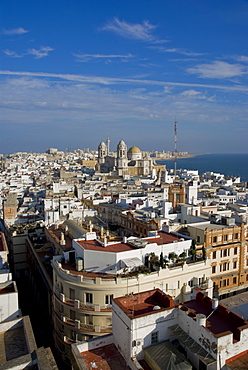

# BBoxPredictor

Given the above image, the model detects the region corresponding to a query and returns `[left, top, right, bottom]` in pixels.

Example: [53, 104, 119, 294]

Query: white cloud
[151, 46, 205, 56]
[27, 46, 53, 59]
[187, 61, 247, 79]
[73, 53, 133, 62]
[3, 49, 23, 58]
[0, 70, 248, 92]
[235, 55, 248, 63]
[2, 27, 29, 35]
[101, 17, 165, 43]
[181, 90, 201, 96]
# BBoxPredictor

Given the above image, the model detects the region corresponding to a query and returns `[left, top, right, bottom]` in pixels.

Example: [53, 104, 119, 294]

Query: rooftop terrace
[80, 343, 130, 370]
[114, 289, 175, 319]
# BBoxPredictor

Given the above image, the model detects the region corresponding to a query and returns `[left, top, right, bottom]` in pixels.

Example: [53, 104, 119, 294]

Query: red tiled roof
[114, 289, 175, 319]
[80, 344, 131, 370]
[144, 231, 181, 245]
[77, 231, 181, 253]
[77, 239, 135, 253]
[226, 350, 248, 369]
[184, 292, 248, 339]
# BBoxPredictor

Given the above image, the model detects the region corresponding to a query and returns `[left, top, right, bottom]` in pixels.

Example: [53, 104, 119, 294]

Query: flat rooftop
[47, 225, 72, 249]
[114, 289, 175, 319]
[144, 231, 184, 245]
[184, 292, 248, 339]
[80, 343, 131, 370]
[189, 223, 230, 231]
[77, 231, 183, 254]
[227, 351, 248, 369]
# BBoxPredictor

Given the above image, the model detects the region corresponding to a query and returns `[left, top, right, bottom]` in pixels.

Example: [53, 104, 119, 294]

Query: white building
[72, 289, 248, 370]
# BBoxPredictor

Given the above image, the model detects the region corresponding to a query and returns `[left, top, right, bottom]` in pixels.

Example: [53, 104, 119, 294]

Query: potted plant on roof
[168, 252, 177, 264]
[149, 252, 159, 270]
[177, 251, 187, 264]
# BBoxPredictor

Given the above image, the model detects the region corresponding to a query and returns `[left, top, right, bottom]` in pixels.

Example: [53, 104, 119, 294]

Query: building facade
[96, 140, 165, 176]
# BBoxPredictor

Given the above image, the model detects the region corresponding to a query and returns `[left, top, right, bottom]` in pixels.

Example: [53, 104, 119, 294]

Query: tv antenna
[174, 119, 177, 179]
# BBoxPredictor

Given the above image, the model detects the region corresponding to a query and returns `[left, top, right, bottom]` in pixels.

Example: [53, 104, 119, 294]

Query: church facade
[96, 139, 165, 176]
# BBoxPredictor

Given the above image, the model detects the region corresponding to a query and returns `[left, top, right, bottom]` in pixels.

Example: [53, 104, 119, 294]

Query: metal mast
[106, 137, 110, 155]
[174, 120, 177, 178]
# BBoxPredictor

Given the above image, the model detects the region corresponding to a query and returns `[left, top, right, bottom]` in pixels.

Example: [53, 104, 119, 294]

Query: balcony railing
[54, 288, 112, 312]
[54, 307, 112, 334]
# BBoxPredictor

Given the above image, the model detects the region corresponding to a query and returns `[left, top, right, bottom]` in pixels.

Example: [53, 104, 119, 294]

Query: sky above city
[1, 0, 248, 154]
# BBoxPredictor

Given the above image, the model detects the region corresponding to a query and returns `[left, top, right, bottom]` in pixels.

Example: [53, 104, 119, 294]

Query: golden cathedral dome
[128, 146, 141, 153]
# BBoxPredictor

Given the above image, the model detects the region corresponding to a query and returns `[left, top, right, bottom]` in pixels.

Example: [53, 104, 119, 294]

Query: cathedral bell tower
[98, 142, 107, 164]
[117, 140, 128, 174]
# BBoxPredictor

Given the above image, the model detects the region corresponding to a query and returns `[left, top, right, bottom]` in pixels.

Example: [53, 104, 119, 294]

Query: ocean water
[158, 154, 248, 182]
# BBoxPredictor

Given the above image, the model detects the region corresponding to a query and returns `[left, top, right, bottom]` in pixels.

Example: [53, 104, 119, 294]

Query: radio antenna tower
[174, 119, 177, 179]
[106, 137, 110, 156]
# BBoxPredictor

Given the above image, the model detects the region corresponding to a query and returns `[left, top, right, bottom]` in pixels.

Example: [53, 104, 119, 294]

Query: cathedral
[96, 139, 165, 176]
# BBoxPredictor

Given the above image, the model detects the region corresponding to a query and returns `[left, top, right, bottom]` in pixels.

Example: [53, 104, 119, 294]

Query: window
[221, 249, 229, 258]
[233, 277, 237, 284]
[246, 259, 248, 267]
[246, 274, 248, 282]
[234, 247, 238, 255]
[213, 251, 216, 259]
[235, 233, 238, 240]
[213, 236, 217, 243]
[70, 310, 75, 321]
[86, 293, 93, 304]
[212, 266, 216, 274]
[233, 261, 237, 269]
[69, 288, 75, 301]
[105, 295, 113, 305]
[151, 331, 159, 345]
[220, 262, 229, 271]
[224, 235, 228, 242]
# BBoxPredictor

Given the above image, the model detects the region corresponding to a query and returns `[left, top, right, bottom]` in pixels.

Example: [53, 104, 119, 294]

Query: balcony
[54, 307, 112, 334]
[54, 289, 112, 312]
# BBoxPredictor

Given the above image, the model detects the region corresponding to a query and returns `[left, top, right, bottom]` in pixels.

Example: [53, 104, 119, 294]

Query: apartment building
[188, 222, 247, 299]
[50, 226, 212, 363]
[72, 289, 248, 370]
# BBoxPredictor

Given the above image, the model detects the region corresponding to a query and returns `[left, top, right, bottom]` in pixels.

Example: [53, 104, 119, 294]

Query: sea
[157, 154, 248, 182]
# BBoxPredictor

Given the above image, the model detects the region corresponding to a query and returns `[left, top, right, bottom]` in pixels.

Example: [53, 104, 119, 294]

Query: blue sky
[1, 0, 248, 154]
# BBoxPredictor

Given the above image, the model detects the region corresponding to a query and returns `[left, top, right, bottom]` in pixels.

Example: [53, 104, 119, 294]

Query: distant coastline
[157, 153, 248, 182]
[156, 153, 201, 161]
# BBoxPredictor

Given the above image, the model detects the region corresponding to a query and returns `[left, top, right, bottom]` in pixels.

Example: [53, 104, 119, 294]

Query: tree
[160, 252, 164, 268]
[168, 252, 177, 263]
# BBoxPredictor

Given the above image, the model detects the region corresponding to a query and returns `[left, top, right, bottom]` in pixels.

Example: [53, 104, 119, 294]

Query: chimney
[196, 313, 206, 327]
[212, 298, 218, 310]
[60, 232, 66, 246]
